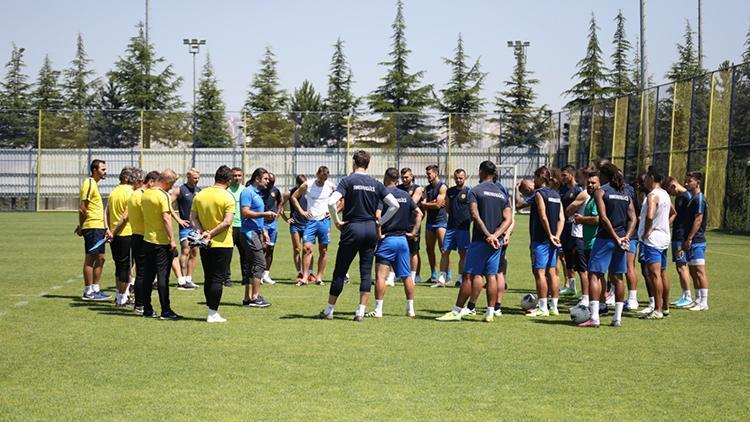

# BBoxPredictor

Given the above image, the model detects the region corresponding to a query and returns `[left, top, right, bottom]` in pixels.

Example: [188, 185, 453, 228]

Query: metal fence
[1, 63, 749, 231]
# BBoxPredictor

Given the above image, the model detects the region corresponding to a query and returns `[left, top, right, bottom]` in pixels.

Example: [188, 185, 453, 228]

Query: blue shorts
[82, 228, 106, 254]
[671, 241, 687, 264]
[530, 241, 558, 270]
[640, 242, 667, 270]
[289, 223, 306, 235]
[464, 241, 501, 275]
[179, 227, 194, 242]
[687, 242, 706, 266]
[264, 221, 278, 245]
[375, 235, 411, 278]
[629, 239, 638, 254]
[425, 221, 447, 232]
[303, 218, 330, 245]
[444, 229, 470, 251]
[588, 238, 628, 274]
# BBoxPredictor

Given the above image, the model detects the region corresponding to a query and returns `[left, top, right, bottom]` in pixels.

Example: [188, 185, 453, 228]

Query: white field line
[14, 301, 28, 307]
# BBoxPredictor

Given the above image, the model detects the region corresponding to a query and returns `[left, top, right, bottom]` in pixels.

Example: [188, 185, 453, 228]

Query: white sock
[406, 300, 414, 313]
[581, 295, 590, 307]
[178, 276, 186, 286]
[570, 279, 577, 292]
[186, 275, 192, 283]
[567, 277, 575, 286]
[628, 290, 638, 301]
[410, 271, 416, 280]
[92, 283, 100, 292]
[263, 271, 269, 278]
[324, 303, 334, 316]
[551, 298, 558, 311]
[357, 304, 366, 316]
[84, 285, 93, 294]
[451, 306, 461, 315]
[590, 300, 600, 322]
[614, 302, 624, 322]
[438, 272, 447, 284]
[486, 307, 493, 316]
[683, 289, 692, 300]
[375, 300, 383, 314]
[699, 288, 708, 305]
[539, 298, 548, 312]
[208, 309, 217, 317]
[115, 292, 122, 303]
[648, 297, 655, 308]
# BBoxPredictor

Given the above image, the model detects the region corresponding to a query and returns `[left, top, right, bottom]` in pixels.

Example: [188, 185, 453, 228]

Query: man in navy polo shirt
[315, 150, 400, 322]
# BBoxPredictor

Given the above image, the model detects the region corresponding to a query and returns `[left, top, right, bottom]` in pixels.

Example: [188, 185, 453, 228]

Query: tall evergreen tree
[564, 13, 609, 108]
[32, 55, 64, 110]
[109, 22, 187, 148]
[291, 80, 326, 147]
[0, 44, 33, 147]
[63, 33, 98, 110]
[368, 0, 434, 147]
[324, 38, 358, 147]
[437, 34, 485, 147]
[89, 74, 139, 148]
[496, 42, 548, 147]
[609, 10, 635, 97]
[666, 20, 702, 80]
[194, 54, 231, 147]
[243, 46, 292, 147]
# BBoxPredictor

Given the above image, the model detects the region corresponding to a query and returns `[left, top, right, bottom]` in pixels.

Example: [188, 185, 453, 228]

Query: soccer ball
[569, 304, 591, 324]
[520, 293, 538, 310]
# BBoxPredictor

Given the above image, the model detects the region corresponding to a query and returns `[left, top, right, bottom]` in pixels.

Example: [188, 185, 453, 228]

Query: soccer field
[0, 212, 749, 420]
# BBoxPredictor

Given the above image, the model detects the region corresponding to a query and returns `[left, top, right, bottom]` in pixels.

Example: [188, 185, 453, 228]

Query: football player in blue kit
[440, 169, 471, 289]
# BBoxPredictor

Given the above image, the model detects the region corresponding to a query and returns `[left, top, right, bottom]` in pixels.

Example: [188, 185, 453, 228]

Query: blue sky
[2, 0, 749, 111]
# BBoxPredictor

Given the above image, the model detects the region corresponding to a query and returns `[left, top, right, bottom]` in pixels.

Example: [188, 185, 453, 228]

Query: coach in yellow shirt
[127, 170, 160, 314]
[141, 169, 181, 320]
[190, 165, 235, 323]
[76, 159, 112, 302]
[106, 166, 139, 307]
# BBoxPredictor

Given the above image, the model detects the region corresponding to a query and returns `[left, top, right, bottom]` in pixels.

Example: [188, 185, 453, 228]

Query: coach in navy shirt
[316, 150, 400, 321]
[437, 161, 511, 323]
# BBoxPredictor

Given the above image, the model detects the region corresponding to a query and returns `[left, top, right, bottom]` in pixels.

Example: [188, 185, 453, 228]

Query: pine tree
[109, 22, 187, 148]
[437, 34, 485, 147]
[609, 11, 635, 97]
[194, 54, 231, 147]
[244, 46, 292, 147]
[666, 20, 702, 80]
[324, 38, 358, 147]
[496, 42, 548, 147]
[291, 80, 325, 147]
[0, 44, 34, 147]
[32, 55, 64, 110]
[89, 75, 139, 148]
[564, 13, 609, 108]
[63, 33, 98, 110]
[743, 21, 750, 64]
[368, 0, 435, 147]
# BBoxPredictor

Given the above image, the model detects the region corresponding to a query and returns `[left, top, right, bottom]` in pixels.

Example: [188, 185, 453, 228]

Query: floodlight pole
[640, 0, 650, 164]
[184, 38, 205, 167]
[697, 0, 703, 69]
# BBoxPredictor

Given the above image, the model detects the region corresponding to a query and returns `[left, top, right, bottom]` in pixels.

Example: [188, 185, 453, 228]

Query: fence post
[139, 109, 144, 169]
[346, 113, 351, 173]
[242, 111, 248, 177]
[704, 72, 717, 197]
[447, 113, 452, 177]
[668, 82, 678, 175]
[36, 110, 42, 212]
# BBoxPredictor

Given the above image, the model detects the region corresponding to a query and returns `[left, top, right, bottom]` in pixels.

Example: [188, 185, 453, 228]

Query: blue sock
[431, 269, 438, 279]
[447, 269, 453, 281]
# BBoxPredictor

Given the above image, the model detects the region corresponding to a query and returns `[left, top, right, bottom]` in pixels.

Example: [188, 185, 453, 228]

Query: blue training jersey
[380, 187, 417, 236]
[260, 186, 281, 213]
[177, 184, 201, 221]
[529, 186, 562, 242]
[596, 183, 632, 240]
[672, 191, 692, 241]
[686, 191, 708, 244]
[446, 185, 471, 230]
[424, 181, 447, 225]
[336, 172, 389, 223]
[289, 186, 309, 226]
[467, 181, 510, 242]
[239, 185, 264, 233]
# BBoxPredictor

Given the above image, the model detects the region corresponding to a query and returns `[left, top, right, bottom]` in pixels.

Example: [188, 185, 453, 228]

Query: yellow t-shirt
[191, 186, 235, 248]
[108, 184, 134, 236]
[79, 177, 105, 229]
[128, 189, 145, 236]
[142, 188, 172, 245]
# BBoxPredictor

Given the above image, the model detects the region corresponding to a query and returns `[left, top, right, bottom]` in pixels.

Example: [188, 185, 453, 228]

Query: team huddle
[74, 151, 710, 325]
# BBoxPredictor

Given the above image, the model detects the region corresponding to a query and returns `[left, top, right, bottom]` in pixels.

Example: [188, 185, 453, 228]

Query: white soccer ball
[569, 304, 591, 324]
[520, 293, 538, 310]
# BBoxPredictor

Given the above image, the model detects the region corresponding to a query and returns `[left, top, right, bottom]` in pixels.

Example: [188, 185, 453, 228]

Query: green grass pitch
[1, 212, 749, 420]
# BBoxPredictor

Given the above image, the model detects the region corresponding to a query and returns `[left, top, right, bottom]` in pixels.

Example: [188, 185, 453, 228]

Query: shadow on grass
[529, 319, 578, 326]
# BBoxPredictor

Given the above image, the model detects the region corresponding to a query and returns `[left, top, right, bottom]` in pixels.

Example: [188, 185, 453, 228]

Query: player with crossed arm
[315, 150, 400, 322]
[171, 168, 201, 290]
[259, 172, 281, 285]
[437, 160, 512, 322]
[291, 166, 338, 286]
[106, 166, 140, 307]
[397, 168, 424, 284]
[280, 175, 313, 283]
[368, 168, 423, 318]
[664, 175, 695, 308]
[440, 169, 471, 289]
[422, 165, 448, 286]
[683, 171, 710, 312]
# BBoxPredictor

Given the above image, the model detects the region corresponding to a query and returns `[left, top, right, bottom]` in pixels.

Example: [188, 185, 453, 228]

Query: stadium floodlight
[507, 40, 530, 65]
[184, 38, 206, 166]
